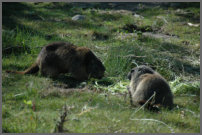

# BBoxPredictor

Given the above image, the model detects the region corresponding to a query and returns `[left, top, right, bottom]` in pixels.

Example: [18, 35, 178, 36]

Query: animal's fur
[127, 65, 174, 110]
[6, 42, 105, 80]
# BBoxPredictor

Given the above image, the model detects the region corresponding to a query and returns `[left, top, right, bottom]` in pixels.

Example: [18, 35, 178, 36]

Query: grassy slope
[2, 2, 200, 133]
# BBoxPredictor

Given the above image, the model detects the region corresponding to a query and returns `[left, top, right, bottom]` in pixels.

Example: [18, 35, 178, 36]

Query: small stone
[187, 23, 200, 27]
[133, 13, 144, 19]
[72, 15, 85, 21]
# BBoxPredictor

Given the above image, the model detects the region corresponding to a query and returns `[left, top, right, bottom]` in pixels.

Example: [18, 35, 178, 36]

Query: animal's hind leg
[40, 66, 60, 78]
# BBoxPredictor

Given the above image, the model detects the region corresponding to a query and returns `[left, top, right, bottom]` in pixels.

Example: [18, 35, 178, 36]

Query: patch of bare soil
[119, 23, 179, 41]
[142, 32, 179, 41]
[115, 32, 178, 41]
[40, 86, 92, 98]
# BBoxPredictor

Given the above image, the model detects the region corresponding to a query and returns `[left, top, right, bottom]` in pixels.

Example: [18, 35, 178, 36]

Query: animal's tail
[138, 100, 161, 112]
[6, 63, 39, 75]
[138, 92, 161, 112]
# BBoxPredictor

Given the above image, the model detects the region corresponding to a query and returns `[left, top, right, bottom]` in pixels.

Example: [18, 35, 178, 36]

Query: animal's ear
[137, 65, 154, 74]
[141, 67, 154, 74]
[45, 42, 62, 51]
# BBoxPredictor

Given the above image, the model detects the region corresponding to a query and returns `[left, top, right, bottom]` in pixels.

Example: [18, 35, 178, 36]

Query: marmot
[6, 42, 105, 80]
[127, 65, 173, 110]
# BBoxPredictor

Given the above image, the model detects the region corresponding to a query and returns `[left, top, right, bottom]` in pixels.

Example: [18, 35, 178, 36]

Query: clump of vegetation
[170, 77, 200, 96]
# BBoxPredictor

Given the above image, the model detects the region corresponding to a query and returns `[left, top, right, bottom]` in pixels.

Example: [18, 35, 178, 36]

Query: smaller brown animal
[127, 65, 173, 110]
[6, 42, 105, 81]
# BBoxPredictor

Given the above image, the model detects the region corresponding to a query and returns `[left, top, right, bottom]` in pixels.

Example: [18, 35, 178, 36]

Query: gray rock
[72, 15, 85, 21]
[133, 13, 144, 19]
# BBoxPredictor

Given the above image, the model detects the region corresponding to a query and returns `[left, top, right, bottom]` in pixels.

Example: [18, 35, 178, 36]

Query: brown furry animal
[127, 65, 173, 110]
[6, 42, 105, 80]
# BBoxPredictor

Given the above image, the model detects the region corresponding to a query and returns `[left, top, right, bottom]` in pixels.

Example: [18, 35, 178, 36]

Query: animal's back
[38, 42, 80, 76]
[40, 42, 76, 57]
[133, 74, 173, 108]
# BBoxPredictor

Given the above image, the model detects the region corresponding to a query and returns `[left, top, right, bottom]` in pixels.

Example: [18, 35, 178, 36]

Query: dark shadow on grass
[170, 3, 200, 23]
[138, 36, 190, 54]
[51, 75, 113, 89]
[3, 3, 31, 29]
[111, 38, 200, 77]
[3, 2, 64, 39]
[159, 42, 188, 53]
[3, 46, 31, 55]
[51, 75, 84, 89]
[2, 63, 29, 71]
[175, 12, 200, 23]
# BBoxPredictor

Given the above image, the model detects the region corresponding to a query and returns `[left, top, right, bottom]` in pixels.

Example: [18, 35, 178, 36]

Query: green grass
[2, 2, 200, 133]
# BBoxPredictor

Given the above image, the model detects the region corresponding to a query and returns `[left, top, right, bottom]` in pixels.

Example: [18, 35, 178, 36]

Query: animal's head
[85, 51, 105, 79]
[127, 65, 154, 80]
